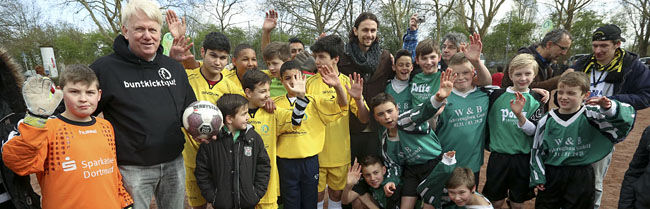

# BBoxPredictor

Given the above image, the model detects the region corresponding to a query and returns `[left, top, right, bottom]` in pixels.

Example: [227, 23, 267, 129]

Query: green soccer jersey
[487, 88, 543, 154]
[436, 87, 492, 172]
[530, 100, 636, 187]
[395, 95, 445, 166]
[386, 78, 412, 114]
[410, 72, 441, 108]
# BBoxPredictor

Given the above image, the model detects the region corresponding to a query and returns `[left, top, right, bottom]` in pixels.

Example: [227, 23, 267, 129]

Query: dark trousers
[350, 131, 380, 163]
[277, 155, 319, 209]
[535, 165, 595, 209]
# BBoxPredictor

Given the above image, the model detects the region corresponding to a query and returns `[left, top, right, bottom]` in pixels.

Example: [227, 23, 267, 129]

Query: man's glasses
[552, 42, 569, 51]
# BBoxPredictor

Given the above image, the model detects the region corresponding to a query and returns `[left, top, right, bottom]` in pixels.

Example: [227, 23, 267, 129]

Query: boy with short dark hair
[387, 49, 414, 114]
[182, 31, 244, 209]
[241, 70, 309, 209]
[526, 72, 635, 208]
[225, 44, 263, 90]
[194, 94, 271, 209]
[342, 155, 400, 209]
[3, 65, 133, 209]
[263, 42, 291, 97]
[274, 60, 350, 209]
[307, 35, 370, 209]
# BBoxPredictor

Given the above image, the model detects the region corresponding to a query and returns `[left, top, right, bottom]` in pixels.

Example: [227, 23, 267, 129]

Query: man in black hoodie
[502, 29, 573, 91]
[89, 1, 196, 208]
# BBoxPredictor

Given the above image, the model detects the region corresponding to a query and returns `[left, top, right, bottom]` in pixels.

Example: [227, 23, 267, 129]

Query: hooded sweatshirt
[90, 35, 197, 166]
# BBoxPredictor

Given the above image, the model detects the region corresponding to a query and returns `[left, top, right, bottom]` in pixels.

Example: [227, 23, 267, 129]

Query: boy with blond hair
[482, 53, 545, 208]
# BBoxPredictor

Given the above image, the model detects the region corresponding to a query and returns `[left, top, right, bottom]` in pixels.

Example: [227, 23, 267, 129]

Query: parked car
[640, 57, 650, 69]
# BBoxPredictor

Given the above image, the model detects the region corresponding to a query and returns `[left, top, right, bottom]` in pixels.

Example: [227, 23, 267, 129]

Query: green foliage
[482, 15, 536, 63]
[570, 10, 604, 54]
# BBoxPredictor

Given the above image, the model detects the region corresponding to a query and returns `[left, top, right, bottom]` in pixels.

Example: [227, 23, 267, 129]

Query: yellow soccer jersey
[224, 68, 272, 91]
[249, 107, 297, 204]
[306, 73, 366, 167]
[274, 95, 347, 159]
[183, 63, 244, 169]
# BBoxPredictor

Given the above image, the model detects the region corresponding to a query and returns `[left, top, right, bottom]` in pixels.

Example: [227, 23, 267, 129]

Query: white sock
[328, 199, 342, 209]
[317, 200, 324, 209]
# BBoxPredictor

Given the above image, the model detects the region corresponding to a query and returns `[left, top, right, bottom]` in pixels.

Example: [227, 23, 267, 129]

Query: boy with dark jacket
[619, 125, 650, 208]
[195, 94, 271, 209]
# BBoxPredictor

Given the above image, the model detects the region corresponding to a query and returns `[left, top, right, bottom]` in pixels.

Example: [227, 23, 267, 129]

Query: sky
[36, 0, 624, 41]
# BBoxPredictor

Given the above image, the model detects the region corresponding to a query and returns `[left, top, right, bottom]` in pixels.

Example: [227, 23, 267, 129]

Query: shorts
[482, 152, 535, 203]
[184, 166, 207, 206]
[402, 158, 440, 197]
[535, 165, 595, 209]
[255, 202, 278, 209]
[318, 165, 349, 191]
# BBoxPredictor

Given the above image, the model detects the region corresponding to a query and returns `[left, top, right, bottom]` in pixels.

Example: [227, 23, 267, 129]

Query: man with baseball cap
[571, 24, 650, 209]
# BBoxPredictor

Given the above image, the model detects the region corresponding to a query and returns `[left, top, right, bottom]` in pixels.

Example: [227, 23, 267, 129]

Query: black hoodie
[90, 35, 197, 166]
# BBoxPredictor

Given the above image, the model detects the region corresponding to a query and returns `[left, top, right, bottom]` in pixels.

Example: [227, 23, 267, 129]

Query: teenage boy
[274, 60, 351, 209]
[387, 49, 414, 114]
[482, 53, 545, 209]
[194, 94, 271, 209]
[342, 155, 400, 209]
[307, 35, 370, 209]
[242, 70, 309, 209]
[3, 66, 133, 209]
[225, 44, 262, 90]
[526, 72, 635, 208]
[372, 70, 455, 209]
[182, 31, 244, 209]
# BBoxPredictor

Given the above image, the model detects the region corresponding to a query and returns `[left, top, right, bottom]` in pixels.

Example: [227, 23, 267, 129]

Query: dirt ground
[28, 109, 649, 209]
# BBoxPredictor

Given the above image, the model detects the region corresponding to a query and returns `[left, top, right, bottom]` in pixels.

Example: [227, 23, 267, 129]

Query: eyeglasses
[552, 42, 570, 51]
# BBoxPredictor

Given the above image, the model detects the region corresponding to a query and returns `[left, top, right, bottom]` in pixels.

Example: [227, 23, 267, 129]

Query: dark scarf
[345, 41, 382, 79]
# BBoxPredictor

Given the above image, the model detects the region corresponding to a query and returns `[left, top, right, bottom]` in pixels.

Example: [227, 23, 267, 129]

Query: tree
[422, 0, 456, 42]
[199, 0, 243, 32]
[61, 0, 123, 43]
[482, 14, 536, 63]
[0, 0, 50, 70]
[379, 0, 416, 50]
[269, 0, 351, 35]
[454, 0, 507, 37]
[622, 0, 650, 56]
[546, 0, 593, 32]
[568, 10, 604, 54]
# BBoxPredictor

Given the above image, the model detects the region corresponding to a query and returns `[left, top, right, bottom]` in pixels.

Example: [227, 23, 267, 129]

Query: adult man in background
[502, 29, 573, 91]
[571, 24, 650, 209]
[90, 0, 196, 208]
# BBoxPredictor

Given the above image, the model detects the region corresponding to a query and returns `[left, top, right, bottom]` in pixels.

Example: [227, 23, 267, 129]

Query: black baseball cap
[592, 24, 626, 42]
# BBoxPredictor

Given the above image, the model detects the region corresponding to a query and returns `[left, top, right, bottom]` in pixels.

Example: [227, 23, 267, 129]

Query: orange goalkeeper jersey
[2, 115, 133, 209]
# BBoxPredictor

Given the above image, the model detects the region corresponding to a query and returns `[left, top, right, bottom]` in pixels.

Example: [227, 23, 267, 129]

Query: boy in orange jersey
[2, 65, 133, 209]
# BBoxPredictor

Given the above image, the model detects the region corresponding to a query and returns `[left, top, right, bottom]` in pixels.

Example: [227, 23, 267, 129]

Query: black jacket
[195, 125, 270, 209]
[572, 50, 650, 110]
[620, 126, 650, 208]
[502, 45, 561, 91]
[90, 35, 197, 166]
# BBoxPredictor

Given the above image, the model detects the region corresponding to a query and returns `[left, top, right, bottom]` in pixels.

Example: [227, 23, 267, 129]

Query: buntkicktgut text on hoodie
[123, 68, 177, 88]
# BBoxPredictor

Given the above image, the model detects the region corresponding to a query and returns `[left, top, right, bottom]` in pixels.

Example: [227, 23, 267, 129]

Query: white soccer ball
[182, 101, 223, 140]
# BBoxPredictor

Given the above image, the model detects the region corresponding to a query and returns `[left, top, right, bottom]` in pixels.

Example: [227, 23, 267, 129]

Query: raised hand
[435, 68, 456, 101]
[23, 75, 62, 117]
[510, 92, 527, 116]
[531, 88, 550, 104]
[346, 158, 362, 186]
[319, 65, 340, 88]
[286, 73, 307, 98]
[345, 72, 364, 101]
[166, 9, 186, 39]
[462, 32, 482, 63]
[409, 13, 419, 31]
[262, 9, 278, 32]
[169, 36, 194, 62]
[294, 51, 316, 73]
[586, 96, 612, 110]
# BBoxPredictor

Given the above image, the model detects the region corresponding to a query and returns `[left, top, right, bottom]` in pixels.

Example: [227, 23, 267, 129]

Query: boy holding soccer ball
[2, 65, 133, 209]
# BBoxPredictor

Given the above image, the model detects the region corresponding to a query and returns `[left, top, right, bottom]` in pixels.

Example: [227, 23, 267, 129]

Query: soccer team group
[2, 0, 650, 209]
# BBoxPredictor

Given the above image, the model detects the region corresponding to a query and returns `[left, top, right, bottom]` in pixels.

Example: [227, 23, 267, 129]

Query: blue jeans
[119, 155, 185, 209]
